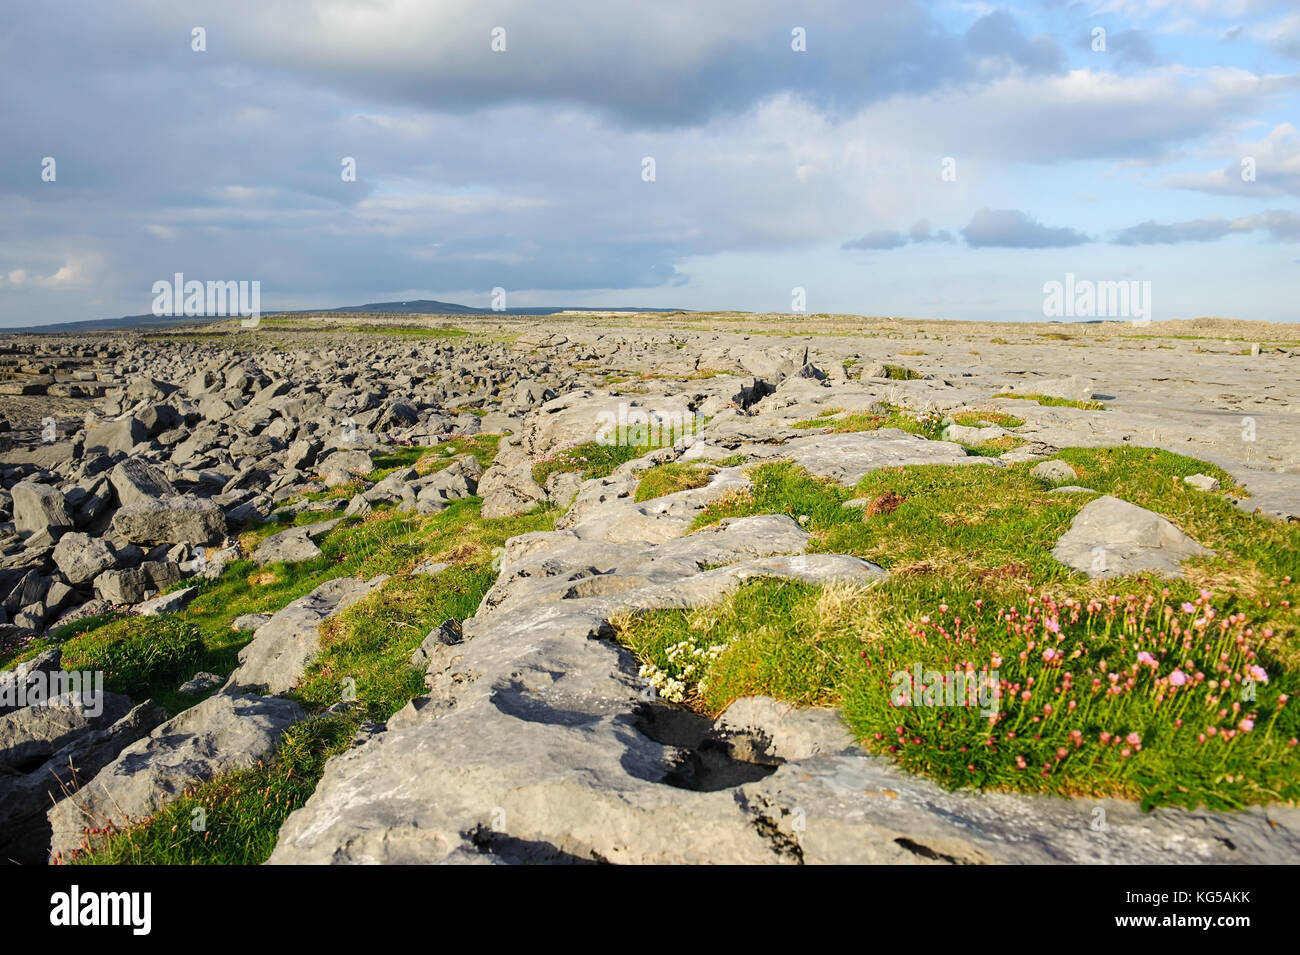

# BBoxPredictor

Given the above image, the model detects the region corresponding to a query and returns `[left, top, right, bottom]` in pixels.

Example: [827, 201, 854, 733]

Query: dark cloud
[843, 219, 956, 251]
[1113, 210, 1300, 245]
[16, 1, 1026, 131]
[843, 230, 908, 251]
[961, 209, 1090, 248]
[1113, 218, 1235, 245]
[965, 12, 1063, 74]
[909, 219, 955, 243]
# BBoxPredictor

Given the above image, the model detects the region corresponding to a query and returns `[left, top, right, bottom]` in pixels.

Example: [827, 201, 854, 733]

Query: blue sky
[1, 0, 1298, 326]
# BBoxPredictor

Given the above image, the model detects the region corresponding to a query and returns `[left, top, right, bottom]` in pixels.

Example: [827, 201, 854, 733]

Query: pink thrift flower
[1168, 669, 1187, 686]
[1249, 665, 1269, 683]
[1126, 733, 1141, 746]
[1239, 719, 1255, 732]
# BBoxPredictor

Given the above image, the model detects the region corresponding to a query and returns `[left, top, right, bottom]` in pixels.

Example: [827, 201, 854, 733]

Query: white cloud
[1159, 122, 1300, 196]
[34, 255, 100, 289]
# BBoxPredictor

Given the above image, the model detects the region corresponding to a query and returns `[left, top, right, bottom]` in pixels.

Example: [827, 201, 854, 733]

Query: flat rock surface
[742, 430, 986, 485]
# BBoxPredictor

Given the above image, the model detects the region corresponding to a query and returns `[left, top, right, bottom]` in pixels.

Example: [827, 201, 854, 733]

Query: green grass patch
[962, 435, 1027, 457]
[950, 410, 1025, 429]
[619, 579, 1298, 810]
[792, 405, 945, 439]
[994, 393, 1106, 411]
[368, 434, 500, 482]
[531, 425, 696, 486]
[881, 363, 924, 380]
[291, 564, 496, 721]
[634, 463, 715, 502]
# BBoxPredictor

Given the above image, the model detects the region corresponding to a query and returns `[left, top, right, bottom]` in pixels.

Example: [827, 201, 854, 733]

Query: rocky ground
[1, 312, 1298, 864]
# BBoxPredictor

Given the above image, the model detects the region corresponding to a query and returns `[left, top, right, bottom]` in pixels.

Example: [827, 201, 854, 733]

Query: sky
[1, 0, 1298, 327]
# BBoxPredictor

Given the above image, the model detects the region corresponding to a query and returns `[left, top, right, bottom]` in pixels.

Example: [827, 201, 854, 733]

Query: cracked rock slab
[741, 430, 988, 485]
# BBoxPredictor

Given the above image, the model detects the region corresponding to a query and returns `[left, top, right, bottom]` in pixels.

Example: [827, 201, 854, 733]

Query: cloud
[50, 0, 1062, 129]
[842, 230, 908, 250]
[1253, 12, 1300, 58]
[1158, 123, 1300, 197]
[909, 219, 955, 243]
[961, 208, 1091, 248]
[843, 219, 957, 252]
[1112, 209, 1300, 243]
[965, 11, 1063, 74]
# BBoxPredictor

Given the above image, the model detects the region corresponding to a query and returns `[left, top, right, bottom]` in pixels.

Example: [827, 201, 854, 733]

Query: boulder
[1003, 375, 1096, 402]
[231, 612, 271, 632]
[319, 449, 372, 486]
[0, 689, 134, 771]
[0, 648, 62, 716]
[0, 700, 166, 864]
[478, 454, 547, 519]
[252, 518, 341, 566]
[178, 671, 223, 696]
[83, 416, 148, 454]
[94, 560, 180, 605]
[11, 482, 72, 537]
[109, 458, 176, 507]
[1051, 495, 1210, 579]
[53, 532, 118, 584]
[941, 423, 1008, 445]
[112, 496, 227, 545]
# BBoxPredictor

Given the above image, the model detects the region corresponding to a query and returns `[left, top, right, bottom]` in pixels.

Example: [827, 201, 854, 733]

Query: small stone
[231, 612, 272, 632]
[136, 586, 198, 616]
[344, 494, 372, 517]
[1031, 460, 1078, 484]
[1184, 473, 1221, 492]
[178, 672, 222, 695]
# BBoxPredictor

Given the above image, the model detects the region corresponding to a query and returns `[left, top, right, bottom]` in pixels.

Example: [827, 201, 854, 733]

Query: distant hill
[6, 300, 684, 333]
[320, 299, 681, 316]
